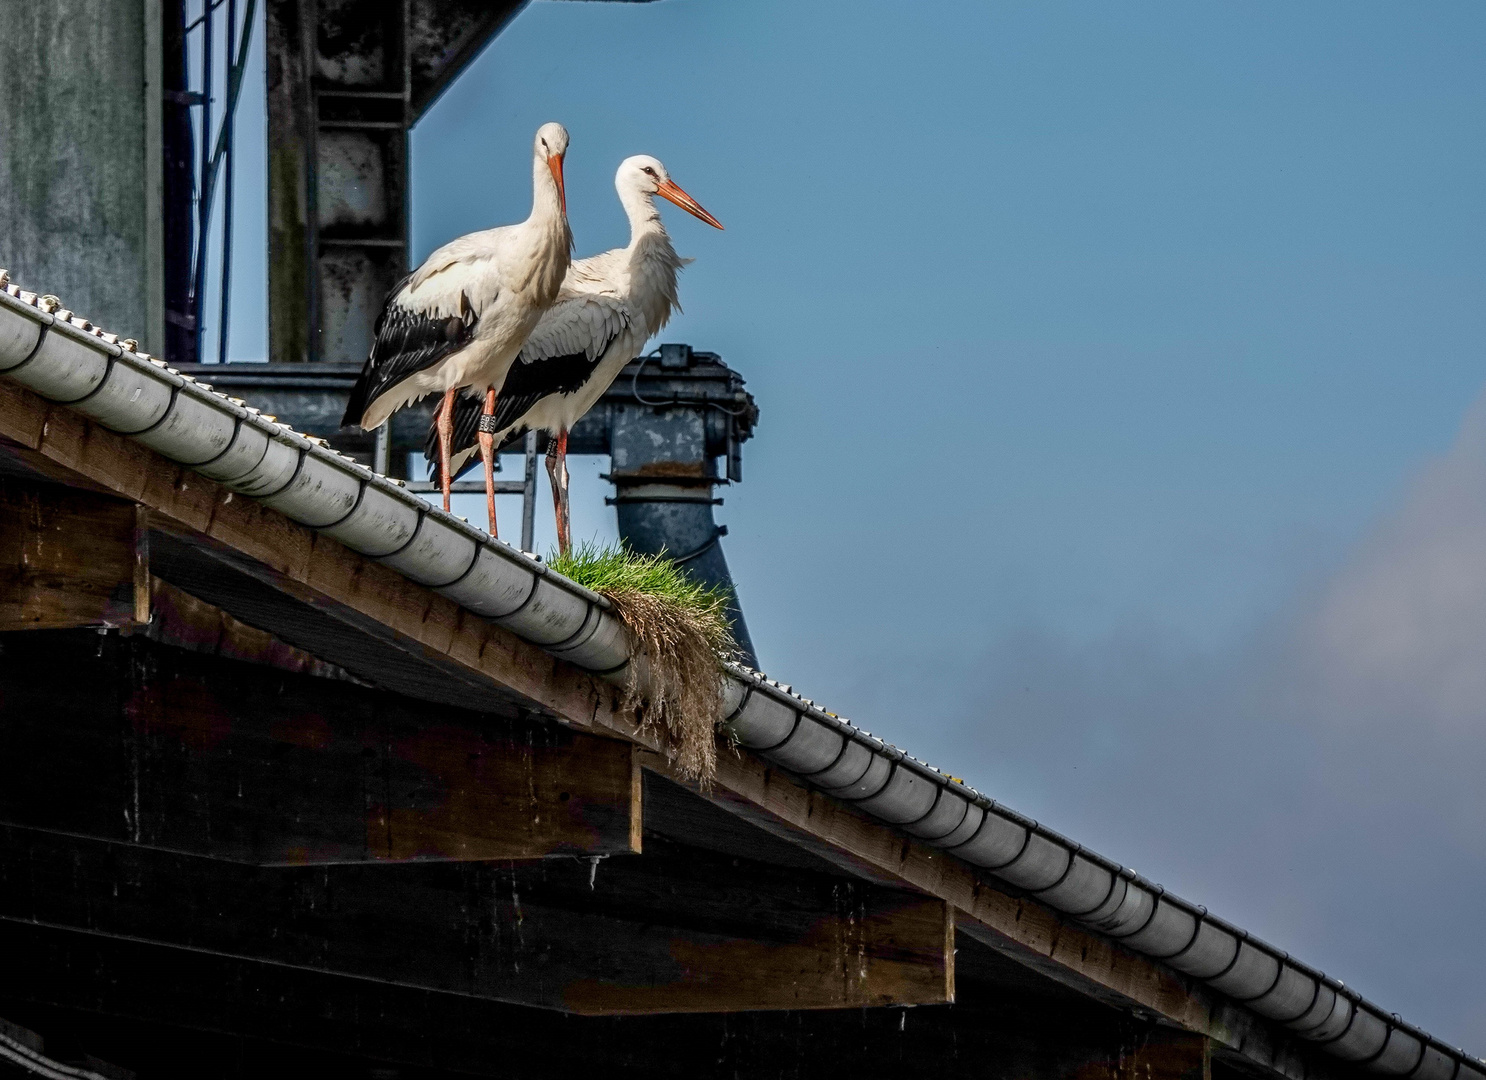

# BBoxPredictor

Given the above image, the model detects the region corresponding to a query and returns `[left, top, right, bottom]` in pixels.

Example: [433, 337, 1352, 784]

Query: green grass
[549, 541, 735, 653]
[548, 541, 738, 783]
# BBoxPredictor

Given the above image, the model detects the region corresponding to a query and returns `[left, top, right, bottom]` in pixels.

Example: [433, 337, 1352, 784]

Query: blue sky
[218, 1, 1486, 1048]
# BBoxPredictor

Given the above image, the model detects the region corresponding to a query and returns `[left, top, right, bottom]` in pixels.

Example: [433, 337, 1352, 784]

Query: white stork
[341, 122, 574, 534]
[431, 154, 724, 553]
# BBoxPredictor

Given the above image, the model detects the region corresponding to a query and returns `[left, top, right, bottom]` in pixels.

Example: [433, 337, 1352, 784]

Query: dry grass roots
[549, 542, 738, 784]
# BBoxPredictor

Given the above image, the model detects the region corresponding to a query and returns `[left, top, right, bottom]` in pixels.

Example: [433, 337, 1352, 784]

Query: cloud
[865, 387, 1486, 1051]
[1304, 392, 1486, 734]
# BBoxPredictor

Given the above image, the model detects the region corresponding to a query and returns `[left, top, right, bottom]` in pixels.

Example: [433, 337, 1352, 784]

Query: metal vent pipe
[594, 343, 758, 665]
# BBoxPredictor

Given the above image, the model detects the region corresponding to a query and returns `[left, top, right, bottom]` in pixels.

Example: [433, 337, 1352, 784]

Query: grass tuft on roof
[550, 541, 737, 785]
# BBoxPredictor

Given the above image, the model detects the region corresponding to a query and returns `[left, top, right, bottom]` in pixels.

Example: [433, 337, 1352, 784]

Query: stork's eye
[642, 167, 657, 177]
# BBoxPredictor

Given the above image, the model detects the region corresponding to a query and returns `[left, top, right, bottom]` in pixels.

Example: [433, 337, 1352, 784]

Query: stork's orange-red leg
[545, 429, 571, 555]
[478, 387, 499, 538]
[436, 386, 458, 513]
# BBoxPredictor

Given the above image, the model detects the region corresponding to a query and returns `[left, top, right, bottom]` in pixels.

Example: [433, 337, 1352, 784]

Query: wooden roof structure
[0, 278, 1479, 1080]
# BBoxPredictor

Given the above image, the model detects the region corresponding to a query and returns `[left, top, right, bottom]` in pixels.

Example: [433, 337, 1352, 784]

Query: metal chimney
[572, 344, 759, 666]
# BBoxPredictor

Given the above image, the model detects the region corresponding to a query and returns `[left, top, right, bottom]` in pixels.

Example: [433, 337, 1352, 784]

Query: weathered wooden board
[0, 477, 147, 630]
[0, 631, 639, 863]
[0, 919, 1245, 1080]
[147, 575, 353, 681]
[0, 825, 950, 1015]
[1068, 1028, 1213, 1080]
[1128, 1029, 1212, 1080]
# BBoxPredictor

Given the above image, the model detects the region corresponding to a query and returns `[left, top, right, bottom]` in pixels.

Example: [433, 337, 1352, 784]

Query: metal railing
[385, 427, 542, 554]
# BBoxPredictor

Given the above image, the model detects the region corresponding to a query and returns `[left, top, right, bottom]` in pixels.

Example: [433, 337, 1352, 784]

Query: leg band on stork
[477, 387, 501, 537]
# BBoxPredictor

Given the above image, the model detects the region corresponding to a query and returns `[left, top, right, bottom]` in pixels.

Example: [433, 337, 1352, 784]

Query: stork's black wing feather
[340, 279, 479, 429]
[425, 296, 630, 479]
[429, 347, 613, 479]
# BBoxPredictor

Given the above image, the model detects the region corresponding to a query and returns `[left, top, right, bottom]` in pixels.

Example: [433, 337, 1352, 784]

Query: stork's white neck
[498, 151, 570, 303]
[529, 153, 564, 222]
[618, 183, 668, 240]
[612, 193, 684, 336]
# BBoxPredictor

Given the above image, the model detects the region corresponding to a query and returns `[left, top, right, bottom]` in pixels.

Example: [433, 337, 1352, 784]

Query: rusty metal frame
[266, 0, 524, 367]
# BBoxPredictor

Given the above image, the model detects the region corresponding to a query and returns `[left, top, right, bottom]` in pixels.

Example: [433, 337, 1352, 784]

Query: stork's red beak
[655, 177, 724, 230]
[548, 153, 566, 215]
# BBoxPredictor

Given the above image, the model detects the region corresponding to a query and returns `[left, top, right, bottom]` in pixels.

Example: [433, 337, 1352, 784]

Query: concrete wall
[0, 0, 162, 352]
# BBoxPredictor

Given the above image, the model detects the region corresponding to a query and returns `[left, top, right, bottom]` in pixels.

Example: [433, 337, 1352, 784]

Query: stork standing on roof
[341, 122, 574, 535]
[432, 154, 724, 554]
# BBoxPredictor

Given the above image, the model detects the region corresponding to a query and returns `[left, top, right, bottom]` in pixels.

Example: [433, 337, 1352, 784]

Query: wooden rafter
[0, 630, 640, 865]
[0, 824, 952, 1014]
[0, 477, 148, 631]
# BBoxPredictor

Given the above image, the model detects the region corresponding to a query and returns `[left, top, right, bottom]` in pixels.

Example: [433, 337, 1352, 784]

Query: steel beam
[266, 0, 524, 365]
[604, 345, 759, 661]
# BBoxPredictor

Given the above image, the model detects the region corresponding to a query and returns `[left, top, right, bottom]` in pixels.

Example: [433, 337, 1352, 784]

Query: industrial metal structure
[266, 0, 524, 368]
[0, 0, 758, 637]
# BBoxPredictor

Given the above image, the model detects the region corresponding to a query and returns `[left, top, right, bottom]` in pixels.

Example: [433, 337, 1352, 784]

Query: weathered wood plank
[1132, 1030, 1212, 1080]
[131, 506, 149, 626]
[146, 526, 511, 712]
[0, 826, 952, 1014]
[0, 478, 146, 631]
[0, 632, 638, 864]
[147, 575, 356, 681]
[1069, 1029, 1213, 1080]
[558, 871, 952, 1015]
[0, 918, 1211, 1080]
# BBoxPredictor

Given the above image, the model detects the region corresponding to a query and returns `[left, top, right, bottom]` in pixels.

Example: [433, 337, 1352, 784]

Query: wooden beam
[144, 523, 519, 712]
[147, 575, 356, 681]
[131, 507, 150, 626]
[1129, 1030, 1212, 1080]
[0, 477, 147, 631]
[0, 631, 639, 864]
[0, 826, 952, 1015]
[1071, 1029, 1213, 1080]
[0, 919, 1228, 1080]
[0, 434, 122, 495]
[553, 853, 952, 1015]
[0, 378, 613, 727]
